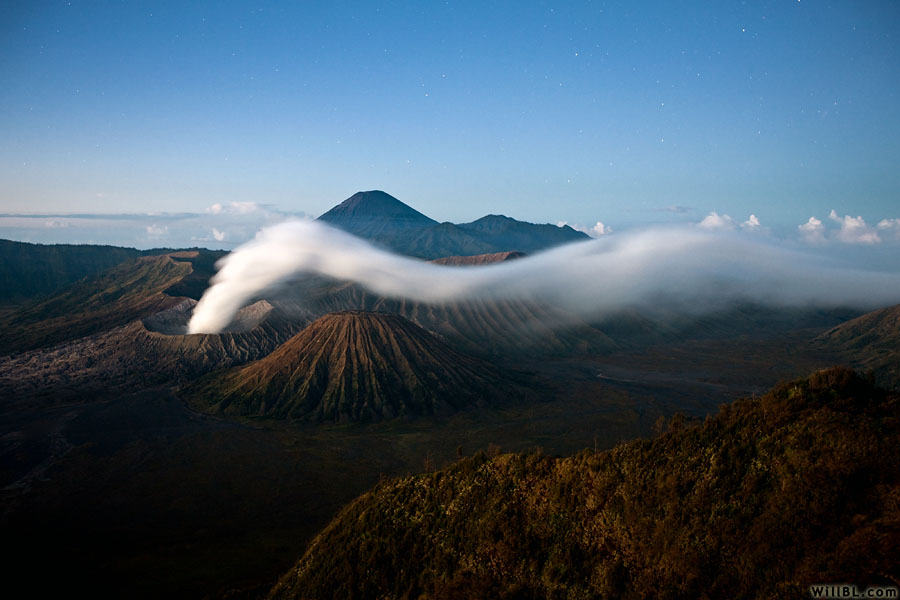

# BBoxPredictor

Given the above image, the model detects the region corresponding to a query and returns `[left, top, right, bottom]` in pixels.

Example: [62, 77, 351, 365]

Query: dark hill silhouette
[0, 238, 150, 303]
[185, 311, 516, 422]
[459, 214, 588, 254]
[268, 367, 900, 599]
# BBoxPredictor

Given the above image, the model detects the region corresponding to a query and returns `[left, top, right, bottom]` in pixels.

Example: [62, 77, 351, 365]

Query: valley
[1, 192, 897, 598]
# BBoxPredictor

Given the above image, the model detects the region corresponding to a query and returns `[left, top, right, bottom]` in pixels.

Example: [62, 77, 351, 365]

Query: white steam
[187, 219, 900, 334]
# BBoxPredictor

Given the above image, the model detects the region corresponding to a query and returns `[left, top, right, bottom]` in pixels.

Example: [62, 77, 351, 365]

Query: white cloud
[742, 214, 761, 230]
[697, 212, 765, 232]
[877, 218, 900, 240]
[230, 201, 260, 214]
[43, 219, 70, 228]
[829, 210, 880, 244]
[698, 212, 737, 231]
[212, 227, 226, 241]
[188, 220, 900, 334]
[0, 206, 306, 249]
[698, 212, 763, 232]
[798, 216, 826, 244]
[207, 201, 261, 215]
[558, 220, 612, 238]
[798, 212, 888, 245]
[146, 224, 168, 237]
[587, 221, 611, 236]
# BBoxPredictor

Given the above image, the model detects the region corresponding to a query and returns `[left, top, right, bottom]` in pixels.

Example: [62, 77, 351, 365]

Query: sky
[1, 1, 898, 249]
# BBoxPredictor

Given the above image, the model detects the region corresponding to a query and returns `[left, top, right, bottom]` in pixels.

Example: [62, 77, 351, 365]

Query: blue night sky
[1, 1, 898, 247]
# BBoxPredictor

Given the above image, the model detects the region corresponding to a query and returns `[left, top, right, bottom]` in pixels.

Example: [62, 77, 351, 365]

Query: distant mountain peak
[317, 191, 438, 238]
[336, 190, 407, 211]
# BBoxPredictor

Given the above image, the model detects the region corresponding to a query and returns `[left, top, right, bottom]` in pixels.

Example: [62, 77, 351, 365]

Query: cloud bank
[828, 210, 880, 244]
[187, 219, 900, 334]
[0, 203, 307, 249]
[798, 211, 894, 245]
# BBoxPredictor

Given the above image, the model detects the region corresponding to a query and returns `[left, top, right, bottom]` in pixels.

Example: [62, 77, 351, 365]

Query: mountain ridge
[458, 214, 588, 254]
[316, 191, 589, 259]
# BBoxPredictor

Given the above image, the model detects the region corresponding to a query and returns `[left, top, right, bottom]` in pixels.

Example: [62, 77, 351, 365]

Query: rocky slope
[0, 299, 306, 403]
[185, 311, 517, 422]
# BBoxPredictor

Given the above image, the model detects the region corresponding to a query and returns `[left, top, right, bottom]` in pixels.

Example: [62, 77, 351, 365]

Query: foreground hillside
[270, 368, 900, 599]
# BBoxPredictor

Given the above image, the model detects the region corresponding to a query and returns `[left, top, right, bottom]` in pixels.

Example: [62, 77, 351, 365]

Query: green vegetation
[269, 367, 900, 599]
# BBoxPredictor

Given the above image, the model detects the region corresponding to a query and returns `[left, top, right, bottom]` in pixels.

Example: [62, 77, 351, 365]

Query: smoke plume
[188, 219, 900, 334]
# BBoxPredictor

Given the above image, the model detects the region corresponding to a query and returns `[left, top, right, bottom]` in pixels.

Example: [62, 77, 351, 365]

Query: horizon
[0, 190, 900, 272]
[1, 188, 899, 275]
